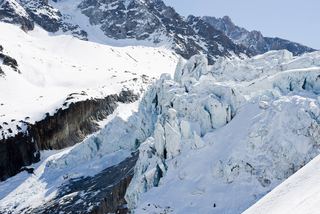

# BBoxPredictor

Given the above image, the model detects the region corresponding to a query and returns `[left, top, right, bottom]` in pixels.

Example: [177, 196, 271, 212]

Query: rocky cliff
[203, 16, 316, 55]
[30, 153, 138, 214]
[0, 90, 138, 181]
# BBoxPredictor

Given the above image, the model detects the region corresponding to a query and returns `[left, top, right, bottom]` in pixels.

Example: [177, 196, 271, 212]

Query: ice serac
[125, 55, 245, 209]
[203, 16, 316, 55]
[124, 51, 320, 213]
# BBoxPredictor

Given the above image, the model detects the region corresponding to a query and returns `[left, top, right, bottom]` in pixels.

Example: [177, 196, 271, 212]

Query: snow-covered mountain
[0, 0, 251, 64]
[203, 16, 317, 56]
[1, 0, 320, 213]
[1, 0, 316, 65]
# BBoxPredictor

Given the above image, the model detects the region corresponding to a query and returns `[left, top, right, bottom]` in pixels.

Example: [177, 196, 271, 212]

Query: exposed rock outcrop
[78, 0, 250, 64]
[30, 153, 138, 214]
[203, 16, 316, 55]
[0, 45, 19, 73]
[1, 0, 315, 63]
[0, 90, 138, 181]
[0, 132, 40, 182]
[0, 0, 34, 31]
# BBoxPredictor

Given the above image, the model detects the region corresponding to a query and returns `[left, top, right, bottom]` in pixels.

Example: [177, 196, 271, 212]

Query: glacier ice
[124, 51, 320, 213]
[29, 50, 320, 213]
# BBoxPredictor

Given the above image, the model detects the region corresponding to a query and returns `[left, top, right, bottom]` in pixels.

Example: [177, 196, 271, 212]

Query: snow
[0, 22, 178, 139]
[1, 0, 30, 17]
[0, 146, 132, 212]
[49, 0, 172, 47]
[123, 52, 320, 213]
[1, 17, 320, 213]
[244, 154, 320, 214]
[0, 100, 138, 213]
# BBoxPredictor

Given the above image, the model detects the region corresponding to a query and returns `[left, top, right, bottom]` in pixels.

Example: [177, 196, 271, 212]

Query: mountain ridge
[202, 15, 317, 55]
[0, 0, 316, 64]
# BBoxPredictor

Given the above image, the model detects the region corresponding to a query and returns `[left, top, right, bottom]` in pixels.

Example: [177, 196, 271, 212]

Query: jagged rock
[76, 0, 251, 64]
[0, 53, 17, 67]
[0, 49, 19, 72]
[0, 0, 34, 31]
[19, 0, 62, 32]
[203, 16, 316, 55]
[0, 0, 315, 63]
[0, 132, 40, 181]
[29, 154, 138, 214]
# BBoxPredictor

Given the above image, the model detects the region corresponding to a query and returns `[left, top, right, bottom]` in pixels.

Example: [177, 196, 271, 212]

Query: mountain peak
[221, 15, 233, 24]
[202, 15, 316, 55]
[0, 0, 316, 63]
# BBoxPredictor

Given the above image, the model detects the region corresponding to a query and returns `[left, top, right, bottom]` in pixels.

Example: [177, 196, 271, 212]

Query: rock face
[0, 0, 34, 31]
[78, 0, 249, 64]
[0, 44, 19, 73]
[0, 132, 40, 182]
[1, 0, 249, 63]
[31, 91, 137, 150]
[0, 90, 138, 181]
[30, 153, 138, 214]
[0, 0, 315, 63]
[0, 0, 87, 38]
[203, 16, 316, 55]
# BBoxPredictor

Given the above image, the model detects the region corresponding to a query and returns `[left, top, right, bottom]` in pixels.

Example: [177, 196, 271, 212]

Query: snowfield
[1, 21, 320, 214]
[0, 22, 178, 139]
[244, 154, 320, 214]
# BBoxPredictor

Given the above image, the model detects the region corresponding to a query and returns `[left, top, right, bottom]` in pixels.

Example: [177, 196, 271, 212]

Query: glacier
[1, 22, 320, 212]
[123, 51, 320, 213]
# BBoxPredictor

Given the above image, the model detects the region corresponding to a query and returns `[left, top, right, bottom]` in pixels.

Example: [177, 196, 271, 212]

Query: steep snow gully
[2, 48, 320, 213]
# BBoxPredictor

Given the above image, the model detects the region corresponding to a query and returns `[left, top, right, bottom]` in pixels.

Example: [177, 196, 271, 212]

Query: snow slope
[244, 154, 320, 214]
[0, 22, 178, 139]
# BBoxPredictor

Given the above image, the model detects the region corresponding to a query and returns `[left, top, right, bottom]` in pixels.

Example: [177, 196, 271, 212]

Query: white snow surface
[0, 22, 178, 139]
[244, 154, 320, 214]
